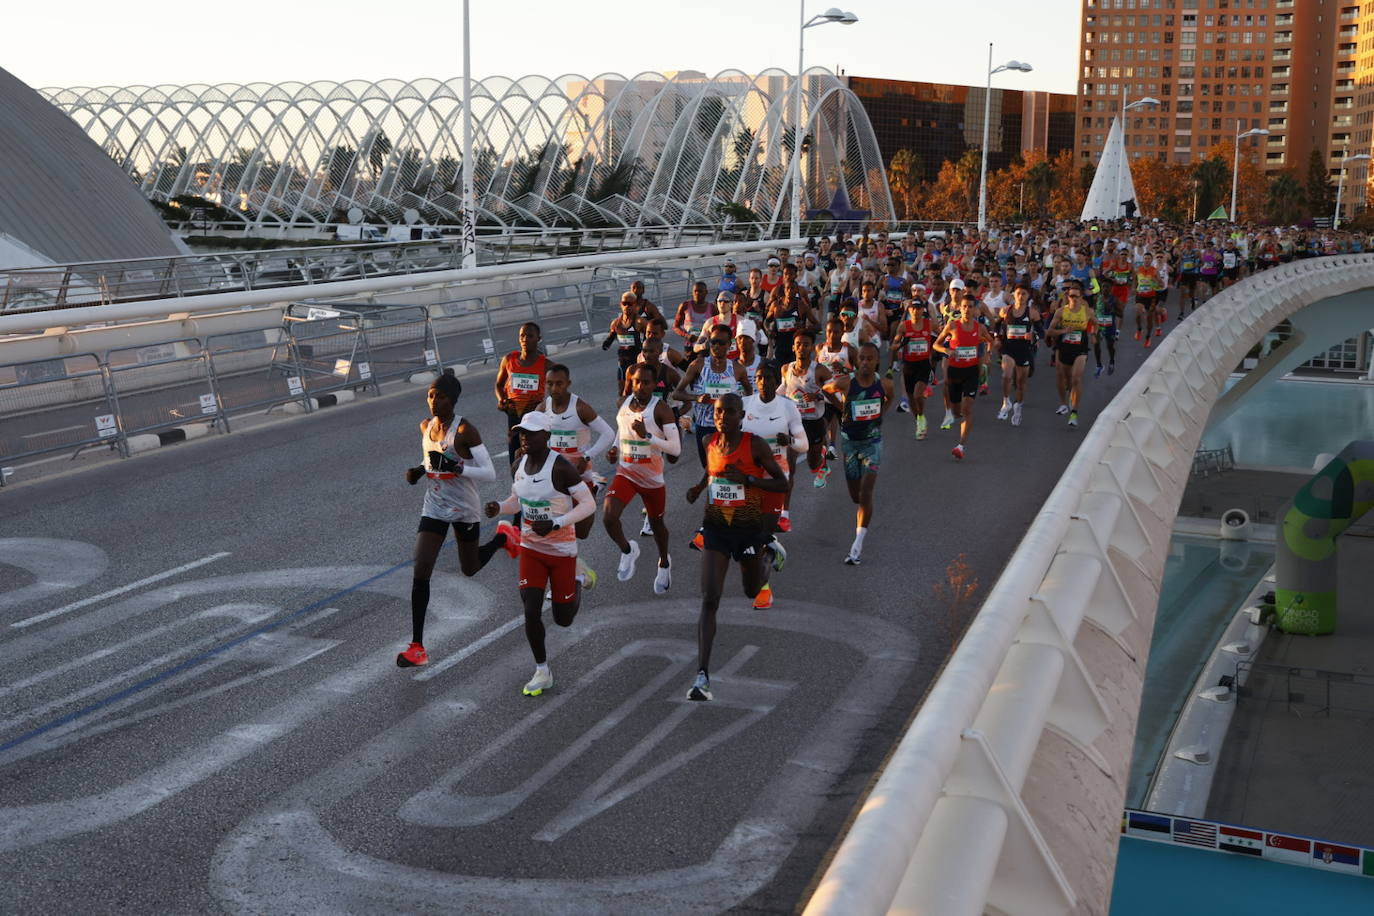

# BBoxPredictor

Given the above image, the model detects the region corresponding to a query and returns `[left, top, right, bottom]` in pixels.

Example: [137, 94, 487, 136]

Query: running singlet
[513, 450, 576, 557]
[420, 415, 480, 523]
[816, 342, 853, 377]
[697, 315, 740, 360]
[1057, 304, 1094, 347]
[1000, 308, 1035, 346]
[881, 275, 905, 310]
[502, 352, 547, 412]
[718, 274, 742, 294]
[1134, 266, 1161, 294]
[693, 360, 743, 429]
[899, 318, 933, 361]
[703, 431, 768, 529]
[679, 300, 713, 338]
[1199, 251, 1220, 276]
[1179, 252, 1199, 274]
[542, 394, 589, 458]
[841, 376, 885, 440]
[945, 321, 982, 369]
[742, 392, 803, 475]
[781, 359, 824, 419]
[615, 394, 667, 488]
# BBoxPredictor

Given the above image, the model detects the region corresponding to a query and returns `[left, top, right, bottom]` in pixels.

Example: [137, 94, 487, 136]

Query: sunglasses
[709, 338, 730, 346]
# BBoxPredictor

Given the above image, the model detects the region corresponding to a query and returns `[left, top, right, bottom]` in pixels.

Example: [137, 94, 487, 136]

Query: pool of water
[1124, 533, 1274, 808]
[1201, 378, 1374, 469]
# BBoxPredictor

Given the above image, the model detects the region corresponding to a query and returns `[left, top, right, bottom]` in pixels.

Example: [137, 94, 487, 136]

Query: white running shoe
[843, 550, 862, 566]
[996, 400, 1011, 421]
[653, 557, 671, 594]
[639, 510, 653, 537]
[1055, 404, 1070, 416]
[687, 670, 713, 701]
[522, 666, 553, 696]
[897, 397, 911, 413]
[617, 540, 640, 581]
[940, 411, 955, 430]
[1011, 402, 1023, 427]
[769, 537, 788, 572]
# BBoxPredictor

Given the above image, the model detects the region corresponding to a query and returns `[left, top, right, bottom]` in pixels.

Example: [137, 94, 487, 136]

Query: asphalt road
[0, 308, 1173, 914]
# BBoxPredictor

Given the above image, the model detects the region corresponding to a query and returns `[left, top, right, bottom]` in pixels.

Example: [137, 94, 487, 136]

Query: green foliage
[1305, 148, 1335, 219]
[1265, 170, 1305, 226]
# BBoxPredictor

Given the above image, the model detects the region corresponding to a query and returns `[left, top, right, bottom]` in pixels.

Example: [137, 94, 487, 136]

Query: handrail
[804, 254, 1374, 915]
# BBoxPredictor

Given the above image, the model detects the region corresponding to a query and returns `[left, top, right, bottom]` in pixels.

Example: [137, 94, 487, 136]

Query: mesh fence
[0, 353, 121, 465]
[282, 306, 382, 397]
[205, 327, 312, 416]
[106, 339, 227, 437]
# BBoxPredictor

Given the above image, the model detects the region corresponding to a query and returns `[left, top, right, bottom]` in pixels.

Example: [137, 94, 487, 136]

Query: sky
[4, 1, 1079, 95]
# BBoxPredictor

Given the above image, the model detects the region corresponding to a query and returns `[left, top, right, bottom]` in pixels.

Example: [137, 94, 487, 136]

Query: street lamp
[1230, 127, 1269, 224]
[460, 0, 476, 268]
[793, 4, 858, 241]
[1116, 95, 1160, 219]
[977, 47, 1033, 232]
[1334, 150, 1370, 230]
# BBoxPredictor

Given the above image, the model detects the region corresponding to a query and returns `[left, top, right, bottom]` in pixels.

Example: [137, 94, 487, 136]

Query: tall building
[1077, 0, 1372, 221]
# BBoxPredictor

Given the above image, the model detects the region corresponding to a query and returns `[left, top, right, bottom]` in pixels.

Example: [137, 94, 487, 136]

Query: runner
[1132, 256, 1163, 346]
[879, 255, 910, 338]
[766, 280, 815, 365]
[889, 295, 936, 438]
[932, 295, 994, 460]
[743, 361, 808, 537]
[398, 369, 512, 668]
[694, 291, 741, 360]
[601, 293, 644, 397]
[782, 329, 837, 489]
[816, 314, 857, 462]
[1092, 273, 1120, 378]
[674, 281, 715, 358]
[626, 278, 666, 325]
[684, 392, 790, 701]
[1174, 236, 1200, 319]
[604, 362, 681, 593]
[483, 411, 597, 696]
[994, 285, 1039, 428]
[674, 326, 751, 466]
[1046, 279, 1097, 428]
[541, 363, 615, 539]
[494, 321, 548, 464]
[718, 257, 744, 295]
[822, 341, 893, 563]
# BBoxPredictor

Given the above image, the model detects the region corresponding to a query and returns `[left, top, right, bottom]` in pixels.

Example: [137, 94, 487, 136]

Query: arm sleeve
[553, 481, 595, 529]
[584, 415, 615, 461]
[646, 417, 681, 457]
[461, 443, 496, 483]
[496, 487, 520, 516]
[785, 401, 809, 454]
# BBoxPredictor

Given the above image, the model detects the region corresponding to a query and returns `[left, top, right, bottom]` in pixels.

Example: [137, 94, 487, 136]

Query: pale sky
[5, 1, 1078, 95]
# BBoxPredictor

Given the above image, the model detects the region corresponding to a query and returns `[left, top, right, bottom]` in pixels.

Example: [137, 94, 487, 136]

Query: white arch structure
[42, 69, 894, 234]
[806, 254, 1374, 915]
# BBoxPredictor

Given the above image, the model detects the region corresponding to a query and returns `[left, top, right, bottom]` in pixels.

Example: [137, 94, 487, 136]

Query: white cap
[767, 257, 781, 266]
[948, 277, 967, 290]
[513, 411, 551, 433]
[723, 257, 736, 267]
[735, 317, 759, 340]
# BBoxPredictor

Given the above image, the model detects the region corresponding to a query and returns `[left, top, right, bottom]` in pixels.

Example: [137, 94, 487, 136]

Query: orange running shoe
[753, 583, 773, 609]
[396, 642, 428, 667]
[496, 521, 521, 558]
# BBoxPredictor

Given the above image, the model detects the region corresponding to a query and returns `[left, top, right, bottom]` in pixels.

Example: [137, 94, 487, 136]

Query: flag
[1172, 818, 1218, 849]
[1207, 206, 1228, 220]
[1125, 811, 1171, 839]
[1363, 849, 1374, 878]
[1312, 842, 1361, 872]
[1218, 825, 1264, 857]
[1264, 832, 1311, 866]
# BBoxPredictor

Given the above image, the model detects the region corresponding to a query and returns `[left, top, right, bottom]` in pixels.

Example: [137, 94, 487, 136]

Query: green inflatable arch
[1275, 440, 1374, 634]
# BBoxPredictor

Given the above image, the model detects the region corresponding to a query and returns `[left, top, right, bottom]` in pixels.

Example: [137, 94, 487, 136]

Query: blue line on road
[0, 561, 411, 756]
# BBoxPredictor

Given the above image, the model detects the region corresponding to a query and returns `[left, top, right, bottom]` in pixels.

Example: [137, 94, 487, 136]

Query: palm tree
[1023, 160, 1056, 217]
[1265, 170, 1306, 226]
[1192, 158, 1230, 217]
[888, 149, 923, 219]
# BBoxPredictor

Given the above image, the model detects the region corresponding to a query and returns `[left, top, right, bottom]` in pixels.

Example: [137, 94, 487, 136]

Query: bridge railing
[805, 254, 1374, 915]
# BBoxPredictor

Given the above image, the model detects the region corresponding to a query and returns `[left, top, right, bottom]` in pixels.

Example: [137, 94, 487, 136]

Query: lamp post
[1334, 150, 1370, 230]
[460, 0, 476, 268]
[1116, 95, 1160, 219]
[1230, 126, 1269, 224]
[793, 4, 858, 241]
[977, 46, 1033, 232]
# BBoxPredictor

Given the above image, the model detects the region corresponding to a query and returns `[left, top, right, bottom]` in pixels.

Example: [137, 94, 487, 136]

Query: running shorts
[1000, 344, 1033, 368]
[1222, 267, 1239, 281]
[701, 523, 772, 563]
[1178, 272, 1198, 289]
[418, 517, 480, 540]
[1058, 343, 1090, 364]
[517, 546, 578, 602]
[605, 473, 667, 518]
[802, 417, 828, 447]
[901, 361, 932, 395]
[945, 364, 979, 402]
[841, 433, 882, 480]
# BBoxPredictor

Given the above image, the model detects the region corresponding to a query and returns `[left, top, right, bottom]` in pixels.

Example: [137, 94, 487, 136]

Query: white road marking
[20, 424, 87, 439]
[0, 539, 108, 614]
[11, 552, 232, 629]
[411, 615, 522, 681]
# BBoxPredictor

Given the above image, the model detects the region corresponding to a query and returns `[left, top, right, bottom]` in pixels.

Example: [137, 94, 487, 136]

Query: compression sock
[411, 577, 430, 644]
[850, 526, 868, 556]
[477, 534, 506, 569]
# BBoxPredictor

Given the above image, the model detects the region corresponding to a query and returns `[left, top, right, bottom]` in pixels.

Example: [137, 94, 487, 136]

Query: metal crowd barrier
[0, 353, 125, 465]
[204, 327, 313, 417]
[104, 338, 230, 439]
[282, 304, 383, 399]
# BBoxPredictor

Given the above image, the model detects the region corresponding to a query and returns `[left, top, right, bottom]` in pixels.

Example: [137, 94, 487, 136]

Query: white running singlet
[513, 451, 576, 558]
[614, 394, 666, 488]
[420, 415, 480, 523]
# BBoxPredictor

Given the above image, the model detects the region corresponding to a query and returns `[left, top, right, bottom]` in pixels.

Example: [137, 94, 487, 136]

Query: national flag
[1172, 818, 1217, 849]
[1207, 206, 1229, 220]
[1363, 849, 1374, 878]
[1217, 825, 1264, 857]
[1263, 832, 1311, 867]
[1312, 841, 1361, 871]
[1125, 811, 1171, 839]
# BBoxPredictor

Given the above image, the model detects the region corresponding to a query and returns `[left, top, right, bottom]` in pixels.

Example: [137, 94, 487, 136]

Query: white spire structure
[1081, 116, 1139, 221]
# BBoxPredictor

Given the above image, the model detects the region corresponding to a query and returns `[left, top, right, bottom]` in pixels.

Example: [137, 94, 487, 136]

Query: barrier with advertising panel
[0, 353, 125, 473]
[1123, 809, 1374, 878]
[105, 338, 229, 438]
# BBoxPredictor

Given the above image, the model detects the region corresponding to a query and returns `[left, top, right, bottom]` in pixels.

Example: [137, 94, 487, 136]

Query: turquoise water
[1111, 837, 1374, 913]
[1201, 378, 1374, 469]
[1125, 534, 1273, 808]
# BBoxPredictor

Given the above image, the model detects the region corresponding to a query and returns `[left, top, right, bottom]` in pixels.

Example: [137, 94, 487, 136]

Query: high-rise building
[1076, 0, 1372, 220]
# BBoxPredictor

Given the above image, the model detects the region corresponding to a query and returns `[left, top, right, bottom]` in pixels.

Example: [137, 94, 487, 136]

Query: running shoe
[951, 443, 965, 461]
[1155, 327, 1162, 337]
[1011, 402, 1023, 427]
[576, 561, 598, 592]
[1068, 411, 1079, 427]
[769, 537, 788, 572]
[923, 385, 934, 398]
[916, 415, 928, 440]
[687, 670, 713, 701]
[940, 412, 955, 430]
[639, 510, 654, 537]
[996, 401, 1011, 421]
[825, 445, 838, 461]
[812, 466, 828, 489]
[1134, 330, 1142, 341]
[843, 551, 862, 566]
[396, 642, 428, 668]
[495, 522, 521, 558]
[753, 583, 773, 609]
[1094, 366, 1103, 379]
[523, 666, 553, 697]
[777, 513, 792, 533]
[689, 530, 705, 551]
[1108, 362, 1116, 375]
[653, 557, 672, 594]
[1143, 338, 1152, 349]
[978, 383, 989, 396]
[1055, 404, 1070, 416]
[617, 540, 641, 581]
[897, 398, 910, 413]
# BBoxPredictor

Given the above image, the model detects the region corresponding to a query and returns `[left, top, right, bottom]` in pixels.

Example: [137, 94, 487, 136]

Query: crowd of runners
[397, 219, 1358, 702]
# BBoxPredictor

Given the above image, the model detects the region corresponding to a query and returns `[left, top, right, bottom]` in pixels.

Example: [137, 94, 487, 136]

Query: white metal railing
[804, 254, 1374, 915]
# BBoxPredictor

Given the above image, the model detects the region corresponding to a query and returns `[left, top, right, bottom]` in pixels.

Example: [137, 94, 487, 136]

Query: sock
[477, 534, 505, 568]
[851, 527, 868, 555]
[699, 667, 709, 680]
[535, 662, 549, 674]
[410, 577, 430, 644]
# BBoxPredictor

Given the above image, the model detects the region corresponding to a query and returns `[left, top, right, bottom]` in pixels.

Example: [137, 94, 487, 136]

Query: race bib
[906, 337, 930, 355]
[792, 390, 821, 416]
[617, 333, 637, 348]
[954, 345, 978, 362]
[775, 316, 796, 332]
[705, 380, 734, 397]
[550, 428, 578, 452]
[621, 438, 651, 463]
[510, 372, 540, 392]
[708, 476, 746, 506]
[770, 439, 787, 459]
[851, 398, 881, 421]
[1063, 330, 1084, 345]
[1006, 325, 1031, 341]
[519, 497, 553, 521]
[1097, 313, 1114, 327]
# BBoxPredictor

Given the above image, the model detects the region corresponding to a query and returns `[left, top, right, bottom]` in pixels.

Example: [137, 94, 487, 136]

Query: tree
[1047, 149, 1083, 219]
[1265, 170, 1305, 226]
[1132, 156, 1187, 222]
[1192, 157, 1230, 219]
[920, 158, 974, 221]
[1306, 148, 1335, 221]
[1022, 152, 1055, 217]
[888, 149, 924, 219]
